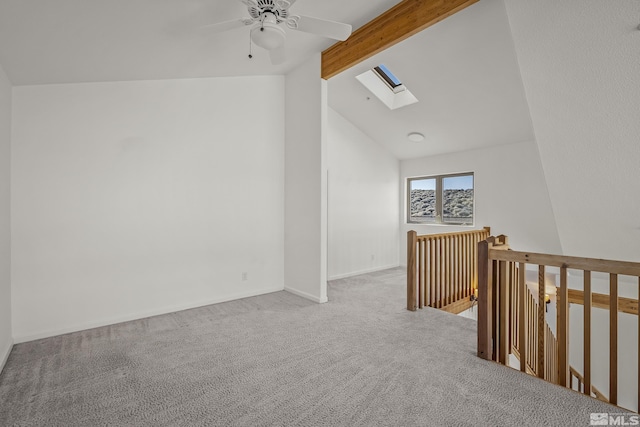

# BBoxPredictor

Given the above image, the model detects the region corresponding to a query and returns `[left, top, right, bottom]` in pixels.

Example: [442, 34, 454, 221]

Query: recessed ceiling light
[408, 132, 425, 143]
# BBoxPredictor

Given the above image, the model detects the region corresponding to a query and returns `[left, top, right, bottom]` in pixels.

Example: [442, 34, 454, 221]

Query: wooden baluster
[451, 236, 456, 303]
[444, 236, 449, 307]
[570, 373, 573, 390]
[406, 231, 417, 311]
[558, 266, 569, 386]
[452, 235, 456, 303]
[468, 233, 472, 298]
[434, 238, 438, 308]
[510, 264, 516, 356]
[471, 233, 476, 296]
[509, 263, 515, 357]
[441, 237, 446, 308]
[499, 260, 508, 365]
[437, 238, 443, 308]
[459, 234, 464, 299]
[418, 239, 424, 309]
[477, 239, 492, 360]
[545, 327, 550, 380]
[443, 236, 448, 307]
[519, 262, 527, 373]
[531, 293, 536, 374]
[529, 293, 533, 372]
[537, 265, 546, 379]
[584, 271, 592, 396]
[464, 235, 468, 299]
[453, 236, 463, 301]
[610, 273, 618, 405]
[424, 239, 429, 307]
[473, 237, 478, 300]
[447, 236, 452, 306]
[430, 239, 435, 308]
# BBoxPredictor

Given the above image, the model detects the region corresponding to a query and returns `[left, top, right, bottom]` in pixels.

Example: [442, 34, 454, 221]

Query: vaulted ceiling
[1, 0, 638, 260]
[0, 0, 401, 84]
[0, 0, 534, 161]
[327, 0, 534, 159]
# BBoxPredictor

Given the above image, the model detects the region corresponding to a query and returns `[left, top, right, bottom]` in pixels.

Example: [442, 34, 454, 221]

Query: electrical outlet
[242, 272, 248, 281]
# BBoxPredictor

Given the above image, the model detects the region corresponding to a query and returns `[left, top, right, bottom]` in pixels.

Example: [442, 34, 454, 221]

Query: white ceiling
[0, 0, 534, 160]
[327, 0, 535, 160]
[0, 0, 400, 85]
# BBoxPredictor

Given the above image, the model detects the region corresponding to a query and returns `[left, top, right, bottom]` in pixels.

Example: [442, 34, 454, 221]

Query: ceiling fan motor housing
[248, 0, 291, 22]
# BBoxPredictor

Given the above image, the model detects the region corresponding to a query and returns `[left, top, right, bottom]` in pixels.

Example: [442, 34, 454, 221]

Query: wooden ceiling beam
[321, 0, 479, 80]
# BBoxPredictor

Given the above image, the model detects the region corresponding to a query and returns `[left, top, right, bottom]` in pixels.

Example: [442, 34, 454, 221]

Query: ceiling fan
[202, 0, 352, 65]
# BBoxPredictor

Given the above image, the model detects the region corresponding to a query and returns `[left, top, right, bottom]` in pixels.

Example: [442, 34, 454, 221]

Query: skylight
[374, 64, 404, 93]
[356, 64, 418, 110]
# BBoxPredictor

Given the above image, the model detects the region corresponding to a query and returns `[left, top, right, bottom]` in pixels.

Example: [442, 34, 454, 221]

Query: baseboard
[284, 286, 328, 304]
[328, 264, 401, 281]
[13, 285, 284, 344]
[0, 337, 13, 374]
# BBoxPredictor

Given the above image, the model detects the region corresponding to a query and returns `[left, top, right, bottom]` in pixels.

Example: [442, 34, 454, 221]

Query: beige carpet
[0, 267, 620, 426]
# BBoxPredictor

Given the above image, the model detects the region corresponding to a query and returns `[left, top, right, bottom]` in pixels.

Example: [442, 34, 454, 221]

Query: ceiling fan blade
[269, 46, 287, 65]
[275, 0, 297, 8]
[198, 18, 250, 34]
[292, 15, 352, 41]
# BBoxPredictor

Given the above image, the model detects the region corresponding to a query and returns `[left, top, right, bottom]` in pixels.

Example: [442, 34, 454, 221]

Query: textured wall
[327, 108, 399, 279]
[284, 54, 328, 303]
[0, 63, 12, 370]
[505, 0, 640, 261]
[12, 76, 285, 341]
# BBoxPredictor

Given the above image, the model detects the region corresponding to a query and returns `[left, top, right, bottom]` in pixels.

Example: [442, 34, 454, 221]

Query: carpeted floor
[0, 268, 620, 426]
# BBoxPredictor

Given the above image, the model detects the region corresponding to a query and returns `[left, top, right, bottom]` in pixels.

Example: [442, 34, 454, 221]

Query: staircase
[477, 235, 640, 412]
[406, 229, 640, 411]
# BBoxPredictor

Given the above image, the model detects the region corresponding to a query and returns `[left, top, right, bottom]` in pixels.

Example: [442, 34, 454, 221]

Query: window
[408, 173, 474, 225]
[373, 64, 404, 93]
[355, 64, 418, 110]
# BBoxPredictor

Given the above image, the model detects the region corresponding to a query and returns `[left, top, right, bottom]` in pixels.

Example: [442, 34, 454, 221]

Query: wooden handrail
[478, 235, 640, 411]
[570, 366, 608, 403]
[487, 249, 640, 277]
[567, 289, 638, 314]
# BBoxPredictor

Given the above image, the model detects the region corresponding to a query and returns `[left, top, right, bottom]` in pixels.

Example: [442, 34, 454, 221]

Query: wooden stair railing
[407, 227, 490, 313]
[570, 366, 608, 403]
[477, 235, 640, 411]
[508, 279, 559, 384]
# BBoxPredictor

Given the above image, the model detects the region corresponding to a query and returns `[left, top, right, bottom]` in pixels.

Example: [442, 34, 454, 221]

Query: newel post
[407, 230, 418, 311]
[477, 237, 494, 360]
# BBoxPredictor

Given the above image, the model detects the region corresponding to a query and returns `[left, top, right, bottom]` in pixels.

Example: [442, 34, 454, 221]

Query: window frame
[406, 172, 475, 226]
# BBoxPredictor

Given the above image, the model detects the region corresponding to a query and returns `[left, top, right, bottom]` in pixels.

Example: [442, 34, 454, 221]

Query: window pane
[442, 175, 473, 225]
[409, 178, 436, 223]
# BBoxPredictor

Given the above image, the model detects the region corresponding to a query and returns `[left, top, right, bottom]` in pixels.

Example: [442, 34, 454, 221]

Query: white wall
[327, 108, 399, 280]
[505, 0, 640, 262]
[400, 140, 562, 264]
[284, 54, 328, 303]
[11, 76, 285, 342]
[0, 63, 12, 370]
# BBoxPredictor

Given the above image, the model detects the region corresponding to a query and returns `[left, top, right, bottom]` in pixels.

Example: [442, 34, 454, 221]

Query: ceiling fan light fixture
[251, 22, 286, 50]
